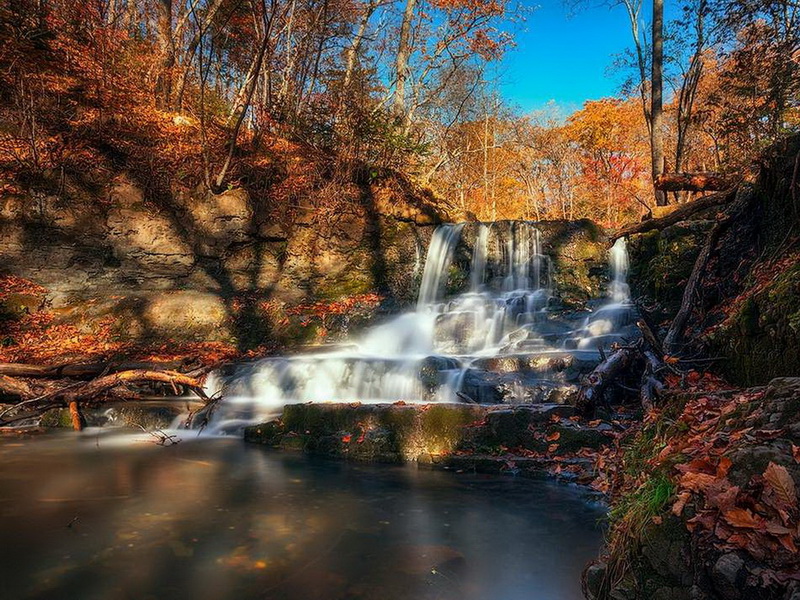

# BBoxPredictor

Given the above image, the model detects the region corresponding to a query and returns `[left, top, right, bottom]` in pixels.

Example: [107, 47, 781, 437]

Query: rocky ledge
[244, 402, 621, 483]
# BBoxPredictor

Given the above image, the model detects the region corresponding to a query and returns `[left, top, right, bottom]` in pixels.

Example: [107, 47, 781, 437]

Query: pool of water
[0, 432, 605, 600]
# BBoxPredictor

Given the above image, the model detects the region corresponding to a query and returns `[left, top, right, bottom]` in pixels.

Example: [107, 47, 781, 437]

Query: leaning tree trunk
[393, 0, 417, 120]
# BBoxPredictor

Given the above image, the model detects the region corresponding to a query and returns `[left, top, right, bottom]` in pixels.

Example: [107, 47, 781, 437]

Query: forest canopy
[0, 0, 798, 227]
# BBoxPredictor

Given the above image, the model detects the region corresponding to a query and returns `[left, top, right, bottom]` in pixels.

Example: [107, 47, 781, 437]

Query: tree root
[0, 365, 210, 431]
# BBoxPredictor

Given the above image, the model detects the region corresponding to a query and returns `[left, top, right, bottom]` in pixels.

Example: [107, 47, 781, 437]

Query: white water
[199, 223, 636, 434]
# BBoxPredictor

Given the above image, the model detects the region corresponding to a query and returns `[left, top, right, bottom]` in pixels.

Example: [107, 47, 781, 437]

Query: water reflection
[0, 435, 604, 600]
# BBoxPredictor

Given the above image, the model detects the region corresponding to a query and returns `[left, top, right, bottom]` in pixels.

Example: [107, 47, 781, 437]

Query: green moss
[628, 222, 712, 321]
[610, 473, 675, 525]
[316, 272, 374, 300]
[418, 404, 481, 452]
[39, 407, 74, 428]
[708, 260, 800, 385]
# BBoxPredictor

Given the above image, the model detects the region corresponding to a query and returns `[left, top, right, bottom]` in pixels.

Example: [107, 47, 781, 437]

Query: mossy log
[614, 188, 736, 240]
[655, 172, 733, 192]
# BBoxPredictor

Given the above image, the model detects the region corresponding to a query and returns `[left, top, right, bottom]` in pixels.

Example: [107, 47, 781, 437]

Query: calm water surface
[0, 433, 604, 600]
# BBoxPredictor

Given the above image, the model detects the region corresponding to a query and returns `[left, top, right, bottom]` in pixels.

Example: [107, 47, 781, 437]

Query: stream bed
[0, 433, 604, 600]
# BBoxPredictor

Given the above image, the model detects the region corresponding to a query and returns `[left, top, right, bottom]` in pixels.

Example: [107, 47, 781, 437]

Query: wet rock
[582, 561, 607, 600]
[710, 553, 744, 600]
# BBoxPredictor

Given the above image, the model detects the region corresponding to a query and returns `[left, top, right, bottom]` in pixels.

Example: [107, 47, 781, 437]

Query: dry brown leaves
[659, 391, 800, 570]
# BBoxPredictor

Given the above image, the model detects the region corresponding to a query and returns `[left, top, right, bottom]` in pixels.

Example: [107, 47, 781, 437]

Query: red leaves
[286, 293, 383, 320]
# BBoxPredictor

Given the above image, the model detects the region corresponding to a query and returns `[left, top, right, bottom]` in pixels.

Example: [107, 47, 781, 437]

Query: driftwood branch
[0, 361, 206, 380]
[576, 346, 639, 417]
[613, 188, 736, 239]
[0, 369, 209, 431]
[577, 320, 671, 417]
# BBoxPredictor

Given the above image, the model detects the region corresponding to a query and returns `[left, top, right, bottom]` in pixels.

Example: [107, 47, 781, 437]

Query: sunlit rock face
[200, 221, 639, 434]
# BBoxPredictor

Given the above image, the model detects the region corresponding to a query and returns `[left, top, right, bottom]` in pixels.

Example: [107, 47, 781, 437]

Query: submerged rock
[244, 401, 617, 483]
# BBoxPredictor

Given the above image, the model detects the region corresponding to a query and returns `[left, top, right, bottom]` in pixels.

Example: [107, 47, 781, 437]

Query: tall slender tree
[651, 0, 666, 204]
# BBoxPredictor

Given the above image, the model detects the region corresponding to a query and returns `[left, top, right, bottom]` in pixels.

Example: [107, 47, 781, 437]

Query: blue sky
[499, 0, 645, 114]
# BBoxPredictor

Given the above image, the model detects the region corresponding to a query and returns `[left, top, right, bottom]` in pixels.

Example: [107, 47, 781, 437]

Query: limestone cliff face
[0, 175, 436, 346]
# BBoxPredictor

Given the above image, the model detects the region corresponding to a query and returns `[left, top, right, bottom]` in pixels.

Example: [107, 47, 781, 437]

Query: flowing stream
[204, 222, 636, 434]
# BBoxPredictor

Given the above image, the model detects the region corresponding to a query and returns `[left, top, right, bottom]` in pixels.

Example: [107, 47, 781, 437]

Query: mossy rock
[245, 403, 485, 462]
[628, 220, 713, 322]
[706, 261, 800, 385]
[39, 408, 74, 428]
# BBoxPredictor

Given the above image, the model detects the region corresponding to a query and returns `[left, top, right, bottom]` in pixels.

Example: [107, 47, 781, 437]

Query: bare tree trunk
[393, 0, 417, 119]
[172, 0, 226, 110]
[341, 0, 377, 95]
[651, 0, 666, 206]
[154, 0, 175, 109]
[277, 0, 297, 113]
[212, 0, 276, 191]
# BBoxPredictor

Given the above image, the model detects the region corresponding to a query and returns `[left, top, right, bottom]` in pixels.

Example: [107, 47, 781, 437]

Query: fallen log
[655, 172, 733, 192]
[613, 188, 736, 239]
[661, 186, 754, 354]
[0, 369, 209, 428]
[662, 219, 727, 355]
[576, 346, 639, 417]
[0, 374, 34, 399]
[0, 361, 188, 379]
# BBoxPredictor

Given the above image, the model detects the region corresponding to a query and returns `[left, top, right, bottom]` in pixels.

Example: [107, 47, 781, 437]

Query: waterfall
[197, 221, 639, 434]
[470, 223, 490, 291]
[417, 223, 464, 308]
[609, 237, 630, 303]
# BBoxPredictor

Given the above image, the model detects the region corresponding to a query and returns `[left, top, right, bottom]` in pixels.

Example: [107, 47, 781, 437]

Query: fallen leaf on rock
[763, 462, 797, 508]
[545, 431, 561, 442]
[778, 535, 798, 553]
[722, 507, 763, 529]
[680, 471, 718, 492]
[716, 457, 732, 478]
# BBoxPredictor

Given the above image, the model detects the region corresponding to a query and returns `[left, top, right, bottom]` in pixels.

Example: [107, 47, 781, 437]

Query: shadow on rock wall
[0, 170, 437, 350]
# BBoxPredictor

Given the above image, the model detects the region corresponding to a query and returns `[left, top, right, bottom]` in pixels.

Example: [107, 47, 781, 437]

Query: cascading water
[609, 237, 630, 303]
[199, 223, 637, 434]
